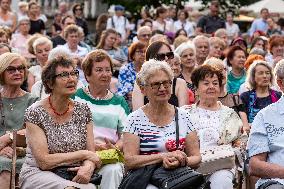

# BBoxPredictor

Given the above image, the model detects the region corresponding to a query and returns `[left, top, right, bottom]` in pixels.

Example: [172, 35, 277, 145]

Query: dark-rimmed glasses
[6, 65, 26, 74]
[54, 70, 79, 80]
[147, 80, 172, 90]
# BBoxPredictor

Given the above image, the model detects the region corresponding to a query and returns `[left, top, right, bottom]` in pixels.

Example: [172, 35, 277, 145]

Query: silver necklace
[86, 87, 111, 100]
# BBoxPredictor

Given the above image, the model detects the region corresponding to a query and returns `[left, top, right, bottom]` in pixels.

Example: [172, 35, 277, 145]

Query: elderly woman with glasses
[73, 50, 130, 189]
[19, 56, 101, 189]
[117, 41, 146, 99]
[0, 52, 38, 188]
[132, 41, 189, 111]
[124, 60, 201, 189]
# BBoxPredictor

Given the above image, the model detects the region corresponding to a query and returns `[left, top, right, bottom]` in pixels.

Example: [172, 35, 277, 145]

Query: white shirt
[152, 20, 174, 33]
[60, 44, 88, 58]
[174, 20, 195, 36]
[225, 22, 240, 38]
[107, 15, 130, 41]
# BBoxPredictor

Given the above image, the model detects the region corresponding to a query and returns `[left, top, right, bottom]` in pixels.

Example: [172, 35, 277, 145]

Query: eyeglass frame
[154, 51, 174, 61]
[54, 69, 80, 80]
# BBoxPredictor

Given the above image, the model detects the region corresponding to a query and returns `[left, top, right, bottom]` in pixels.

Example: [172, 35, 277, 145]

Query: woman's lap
[20, 170, 96, 189]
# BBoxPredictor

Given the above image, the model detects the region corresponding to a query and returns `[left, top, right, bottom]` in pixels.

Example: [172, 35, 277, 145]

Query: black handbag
[150, 107, 205, 189]
[51, 166, 102, 185]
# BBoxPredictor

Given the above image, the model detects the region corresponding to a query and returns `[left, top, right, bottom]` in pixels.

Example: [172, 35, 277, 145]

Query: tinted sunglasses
[155, 52, 174, 61]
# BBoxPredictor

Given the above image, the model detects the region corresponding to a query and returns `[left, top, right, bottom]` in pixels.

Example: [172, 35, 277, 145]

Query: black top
[178, 74, 195, 94]
[51, 35, 66, 48]
[144, 78, 179, 107]
[76, 17, 89, 36]
[29, 19, 45, 35]
[53, 22, 62, 33]
[197, 15, 225, 34]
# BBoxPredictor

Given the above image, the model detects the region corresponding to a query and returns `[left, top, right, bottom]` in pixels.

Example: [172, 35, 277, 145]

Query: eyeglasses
[94, 68, 112, 74]
[75, 8, 82, 11]
[140, 34, 151, 38]
[54, 70, 79, 80]
[147, 80, 172, 90]
[155, 52, 174, 61]
[6, 65, 26, 74]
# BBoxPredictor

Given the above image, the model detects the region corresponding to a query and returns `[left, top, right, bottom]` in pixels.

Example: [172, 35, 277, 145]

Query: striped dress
[74, 88, 130, 144]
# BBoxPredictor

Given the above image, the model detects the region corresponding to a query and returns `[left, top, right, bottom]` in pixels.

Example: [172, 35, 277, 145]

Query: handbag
[96, 148, 124, 165]
[196, 145, 236, 175]
[51, 166, 102, 185]
[150, 107, 205, 189]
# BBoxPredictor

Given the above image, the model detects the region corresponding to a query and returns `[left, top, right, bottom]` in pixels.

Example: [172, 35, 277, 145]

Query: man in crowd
[196, 0, 225, 35]
[107, 5, 130, 43]
[193, 35, 210, 65]
[51, 15, 75, 47]
[249, 8, 270, 37]
[137, 26, 152, 46]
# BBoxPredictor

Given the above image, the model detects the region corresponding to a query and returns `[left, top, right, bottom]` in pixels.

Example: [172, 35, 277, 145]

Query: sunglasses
[155, 52, 174, 61]
[55, 70, 79, 80]
[6, 65, 26, 74]
[147, 80, 172, 90]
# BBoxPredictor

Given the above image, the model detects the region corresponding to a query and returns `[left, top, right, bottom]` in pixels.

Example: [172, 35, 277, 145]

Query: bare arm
[123, 132, 164, 170]
[176, 78, 189, 107]
[132, 82, 144, 111]
[249, 152, 284, 179]
[239, 111, 250, 134]
[26, 122, 97, 170]
[11, 13, 17, 33]
[185, 131, 201, 169]
[27, 72, 35, 92]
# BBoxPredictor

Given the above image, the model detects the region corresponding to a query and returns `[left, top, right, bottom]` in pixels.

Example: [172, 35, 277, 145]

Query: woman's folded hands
[162, 150, 188, 169]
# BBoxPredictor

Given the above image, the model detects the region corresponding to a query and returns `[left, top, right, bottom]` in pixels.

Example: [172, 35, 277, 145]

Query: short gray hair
[174, 42, 196, 57]
[245, 60, 275, 90]
[204, 57, 225, 67]
[137, 59, 174, 86]
[173, 52, 181, 62]
[193, 35, 209, 46]
[274, 59, 284, 80]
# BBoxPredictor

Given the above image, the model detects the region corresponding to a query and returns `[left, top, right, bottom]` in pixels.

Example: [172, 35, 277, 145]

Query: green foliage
[103, 0, 186, 14]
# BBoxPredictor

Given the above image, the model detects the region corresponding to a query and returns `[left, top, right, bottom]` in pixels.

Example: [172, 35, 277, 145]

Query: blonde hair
[0, 52, 28, 85]
[209, 37, 226, 49]
[63, 24, 80, 39]
[32, 37, 52, 54]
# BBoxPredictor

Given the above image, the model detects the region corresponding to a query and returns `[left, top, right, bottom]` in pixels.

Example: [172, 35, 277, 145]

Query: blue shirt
[247, 96, 284, 188]
[117, 62, 136, 96]
[249, 18, 268, 36]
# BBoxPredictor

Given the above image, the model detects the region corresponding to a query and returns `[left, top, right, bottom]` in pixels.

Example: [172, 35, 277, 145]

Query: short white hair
[274, 59, 284, 80]
[174, 42, 196, 57]
[137, 59, 174, 86]
[48, 46, 71, 62]
[33, 37, 52, 53]
[137, 26, 151, 36]
[204, 57, 225, 67]
[193, 35, 209, 45]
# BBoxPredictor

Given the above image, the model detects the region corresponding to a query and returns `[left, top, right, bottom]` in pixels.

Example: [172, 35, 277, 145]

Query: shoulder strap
[111, 16, 115, 28]
[172, 78, 177, 95]
[175, 107, 179, 150]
